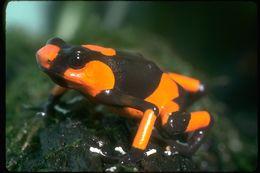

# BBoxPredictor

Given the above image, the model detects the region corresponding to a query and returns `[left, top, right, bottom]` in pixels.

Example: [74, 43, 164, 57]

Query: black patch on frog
[99, 50, 163, 99]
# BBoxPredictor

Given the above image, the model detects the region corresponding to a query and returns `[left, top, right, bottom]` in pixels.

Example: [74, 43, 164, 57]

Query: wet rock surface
[14, 98, 195, 171]
[7, 89, 256, 171]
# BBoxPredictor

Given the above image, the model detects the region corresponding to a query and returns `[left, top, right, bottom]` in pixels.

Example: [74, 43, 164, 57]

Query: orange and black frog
[36, 37, 214, 164]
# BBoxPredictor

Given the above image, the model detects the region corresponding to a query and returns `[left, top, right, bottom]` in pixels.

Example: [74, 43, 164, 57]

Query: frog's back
[104, 50, 163, 99]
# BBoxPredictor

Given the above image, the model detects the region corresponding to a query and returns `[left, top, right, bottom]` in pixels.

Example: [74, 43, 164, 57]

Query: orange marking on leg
[167, 73, 201, 93]
[132, 109, 157, 150]
[51, 85, 67, 96]
[160, 101, 179, 125]
[82, 44, 116, 56]
[185, 111, 211, 132]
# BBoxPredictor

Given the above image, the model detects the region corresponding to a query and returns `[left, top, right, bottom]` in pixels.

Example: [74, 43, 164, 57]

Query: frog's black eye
[68, 50, 87, 69]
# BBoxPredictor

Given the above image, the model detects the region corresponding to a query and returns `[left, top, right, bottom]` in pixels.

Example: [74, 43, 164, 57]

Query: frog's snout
[36, 44, 60, 69]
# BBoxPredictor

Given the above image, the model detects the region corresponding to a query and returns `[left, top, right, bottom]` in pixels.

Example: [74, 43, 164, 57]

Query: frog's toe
[119, 148, 145, 164]
[100, 154, 120, 164]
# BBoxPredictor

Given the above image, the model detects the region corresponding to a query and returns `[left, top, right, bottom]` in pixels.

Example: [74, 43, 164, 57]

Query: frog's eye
[68, 50, 87, 69]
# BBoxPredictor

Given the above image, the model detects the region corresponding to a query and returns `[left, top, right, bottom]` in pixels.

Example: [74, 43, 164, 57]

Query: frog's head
[36, 37, 95, 89]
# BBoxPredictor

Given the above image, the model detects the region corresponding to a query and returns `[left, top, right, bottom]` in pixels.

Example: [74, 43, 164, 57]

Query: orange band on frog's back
[145, 73, 179, 111]
[82, 44, 116, 56]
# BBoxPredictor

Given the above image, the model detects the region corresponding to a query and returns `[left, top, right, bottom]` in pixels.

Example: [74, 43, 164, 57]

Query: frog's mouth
[44, 70, 69, 88]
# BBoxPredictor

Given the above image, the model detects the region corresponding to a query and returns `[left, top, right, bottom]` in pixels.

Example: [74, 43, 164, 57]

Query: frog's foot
[158, 111, 214, 156]
[37, 102, 55, 117]
[100, 148, 146, 164]
[119, 148, 145, 164]
[100, 154, 121, 164]
[161, 128, 209, 157]
[22, 103, 53, 117]
[22, 95, 58, 117]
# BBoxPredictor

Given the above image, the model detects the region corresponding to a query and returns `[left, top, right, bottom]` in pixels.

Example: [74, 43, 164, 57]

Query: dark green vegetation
[6, 2, 257, 171]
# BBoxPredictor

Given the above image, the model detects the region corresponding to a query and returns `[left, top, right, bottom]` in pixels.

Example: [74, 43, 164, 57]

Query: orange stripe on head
[36, 44, 60, 69]
[82, 44, 116, 56]
[185, 111, 211, 132]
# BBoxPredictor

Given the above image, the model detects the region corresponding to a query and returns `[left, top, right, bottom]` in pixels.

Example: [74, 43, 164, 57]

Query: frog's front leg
[95, 89, 159, 164]
[38, 85, 68, 116]
[160, 111, 214, 157]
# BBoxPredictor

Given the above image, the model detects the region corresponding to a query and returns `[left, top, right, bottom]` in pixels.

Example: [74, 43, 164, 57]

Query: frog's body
[36, 37, 213, 163]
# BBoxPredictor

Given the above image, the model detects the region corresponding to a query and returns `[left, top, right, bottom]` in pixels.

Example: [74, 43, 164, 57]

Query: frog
[35, 37, 214, 164]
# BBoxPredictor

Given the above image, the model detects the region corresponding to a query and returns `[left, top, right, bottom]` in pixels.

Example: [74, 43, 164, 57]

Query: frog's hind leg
[167, 72, 204, 93]
[158, 111, 214, 157]
[167, 72, 206, 109]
